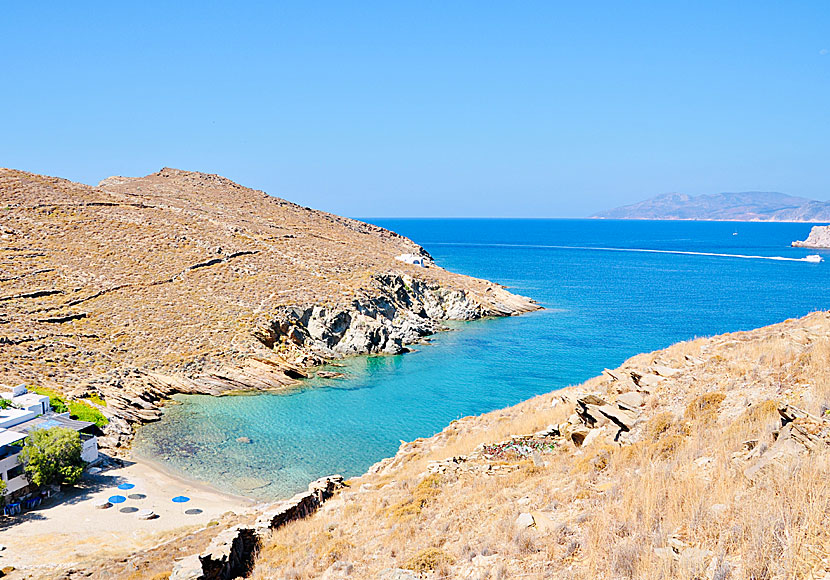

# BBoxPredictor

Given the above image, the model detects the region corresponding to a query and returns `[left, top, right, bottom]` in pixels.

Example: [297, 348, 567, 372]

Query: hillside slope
[248, 312, 830, 580]
[593, 191, 830, 221]
[0, 168, 537, 447]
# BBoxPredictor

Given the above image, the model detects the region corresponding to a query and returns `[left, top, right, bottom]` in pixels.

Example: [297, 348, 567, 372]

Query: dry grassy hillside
[252, 312, 830, 580]
[0, 168, 536, 446]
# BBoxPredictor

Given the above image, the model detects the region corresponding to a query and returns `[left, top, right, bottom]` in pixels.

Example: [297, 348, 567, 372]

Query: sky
[2, 2, 828, 217]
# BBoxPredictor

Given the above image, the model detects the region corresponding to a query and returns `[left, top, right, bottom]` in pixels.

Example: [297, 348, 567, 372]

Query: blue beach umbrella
[117, 483, 135, 490]
[108, 495, 127, 504]
[171, 496, 190, 503]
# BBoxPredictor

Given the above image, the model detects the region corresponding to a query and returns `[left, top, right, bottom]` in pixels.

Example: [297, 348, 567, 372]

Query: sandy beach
[0, 457, 256, 577]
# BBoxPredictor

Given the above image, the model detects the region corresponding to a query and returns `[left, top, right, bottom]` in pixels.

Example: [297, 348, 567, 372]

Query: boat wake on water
[430, 243, 824, 263]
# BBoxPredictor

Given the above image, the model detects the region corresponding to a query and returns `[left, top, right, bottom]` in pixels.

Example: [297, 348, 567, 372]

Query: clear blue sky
[2, 2, 828, 217]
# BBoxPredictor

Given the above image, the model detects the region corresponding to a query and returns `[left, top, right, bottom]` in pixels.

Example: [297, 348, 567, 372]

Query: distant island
[593, 191, 830, 222]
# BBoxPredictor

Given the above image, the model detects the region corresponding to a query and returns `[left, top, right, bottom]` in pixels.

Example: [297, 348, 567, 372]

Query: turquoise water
[133, 219, 830, 499]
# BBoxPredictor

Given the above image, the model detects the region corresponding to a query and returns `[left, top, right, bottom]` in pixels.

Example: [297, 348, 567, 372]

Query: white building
[395, 253, 429, 267]
[1, 384, 49, 416]
[0, 385, 101, 501]
[0, 429, 27, 495]
[0, 408, 36, 429]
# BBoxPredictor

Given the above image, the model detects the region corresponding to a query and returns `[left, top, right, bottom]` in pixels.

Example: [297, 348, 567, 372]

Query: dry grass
[403, 547, 455, 574]
[386, 473, 443, 521]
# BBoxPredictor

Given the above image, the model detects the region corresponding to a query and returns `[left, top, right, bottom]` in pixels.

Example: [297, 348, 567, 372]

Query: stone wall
[170, 475, 344, 580]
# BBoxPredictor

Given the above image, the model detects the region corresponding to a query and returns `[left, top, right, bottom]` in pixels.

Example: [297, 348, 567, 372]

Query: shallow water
[133, 219, 830, 499]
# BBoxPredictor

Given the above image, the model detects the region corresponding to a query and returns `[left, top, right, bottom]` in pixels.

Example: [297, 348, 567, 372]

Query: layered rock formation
[0, 168, 538, 448]
[792, 225, 830, 248]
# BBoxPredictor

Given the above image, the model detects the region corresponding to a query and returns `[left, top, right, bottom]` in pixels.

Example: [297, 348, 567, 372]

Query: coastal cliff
[792, 225, 830, 248]
[0, 168, 537, 449]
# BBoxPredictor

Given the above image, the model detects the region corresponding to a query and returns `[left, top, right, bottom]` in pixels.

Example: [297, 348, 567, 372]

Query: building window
[7, 465, 23, 480]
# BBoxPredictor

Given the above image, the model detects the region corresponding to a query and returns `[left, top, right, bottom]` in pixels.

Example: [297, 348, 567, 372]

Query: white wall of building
[0, 409, 36, 429]
[81, 436, 98, 463]
[0, 452, 27, 494]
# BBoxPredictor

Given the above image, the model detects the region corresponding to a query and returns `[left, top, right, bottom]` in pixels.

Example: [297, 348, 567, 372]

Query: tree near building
[19, 427, 85, 487]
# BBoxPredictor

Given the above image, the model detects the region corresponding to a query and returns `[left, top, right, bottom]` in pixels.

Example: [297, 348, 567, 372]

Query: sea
[132, 219, 830, 499]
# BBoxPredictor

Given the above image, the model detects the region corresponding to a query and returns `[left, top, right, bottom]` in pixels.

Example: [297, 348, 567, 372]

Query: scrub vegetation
[29, 385, 108, 428]
[20, 427, 85, 487]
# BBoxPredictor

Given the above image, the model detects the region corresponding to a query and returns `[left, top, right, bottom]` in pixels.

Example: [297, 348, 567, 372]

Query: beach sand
[0, 457, 256, 577]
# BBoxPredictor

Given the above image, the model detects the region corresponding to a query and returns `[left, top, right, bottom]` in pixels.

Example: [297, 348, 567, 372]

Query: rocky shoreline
[99, 273, 538, 450]
[248, 311, 830, 579]
[791, 224, 830, 248]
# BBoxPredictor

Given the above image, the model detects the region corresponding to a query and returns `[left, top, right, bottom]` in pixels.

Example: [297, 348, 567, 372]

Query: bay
[133, 219, 830, 499]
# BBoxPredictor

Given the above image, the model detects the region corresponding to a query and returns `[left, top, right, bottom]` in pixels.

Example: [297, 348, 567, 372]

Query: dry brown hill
[0, 168, 536, 447]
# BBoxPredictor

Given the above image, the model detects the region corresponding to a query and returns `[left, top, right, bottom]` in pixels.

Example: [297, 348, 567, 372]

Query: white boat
[804, 254, 823, 263]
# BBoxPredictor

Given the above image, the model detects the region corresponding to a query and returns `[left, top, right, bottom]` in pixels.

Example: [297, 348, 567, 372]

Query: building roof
[12, 393, 49, 406]
[0, 408, 36, 429]
[0, 429, 26, 447]
[9, 414, 95, 434]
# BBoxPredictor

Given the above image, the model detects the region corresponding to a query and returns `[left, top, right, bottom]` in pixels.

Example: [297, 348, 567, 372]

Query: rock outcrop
[255, 274, 519, 358]
[742, 404, 830, 481]
[792, 225, 830, 248]
[170, 476, 345, 580]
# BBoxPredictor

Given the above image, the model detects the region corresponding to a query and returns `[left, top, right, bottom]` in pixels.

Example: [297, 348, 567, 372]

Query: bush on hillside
[29, 386, 68, 414]
[20, 427, 85, 487]
[67, 400, 108, 428]
[29, 386, 108, 427]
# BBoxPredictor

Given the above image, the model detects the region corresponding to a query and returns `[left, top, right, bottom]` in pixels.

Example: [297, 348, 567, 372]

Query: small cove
[133, 219, 830, 499]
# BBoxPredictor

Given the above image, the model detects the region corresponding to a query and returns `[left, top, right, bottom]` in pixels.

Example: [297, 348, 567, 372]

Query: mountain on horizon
[593, 191, 830, 222]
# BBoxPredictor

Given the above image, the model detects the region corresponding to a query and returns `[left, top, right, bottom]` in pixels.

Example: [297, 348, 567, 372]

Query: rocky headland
[0, 168, 538, 449]
[792, 225, 830, 248]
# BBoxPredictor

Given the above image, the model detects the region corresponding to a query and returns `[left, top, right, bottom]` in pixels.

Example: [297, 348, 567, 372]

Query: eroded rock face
[566, 393, 642, 443]
[742, 404, 830, 481]
[257, 274, 487, 357]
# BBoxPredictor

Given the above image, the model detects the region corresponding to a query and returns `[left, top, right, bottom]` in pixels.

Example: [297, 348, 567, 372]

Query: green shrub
[20, 427, 85, 487]
[67, 400, 108, 428]
[29, 386, 108, 427]
[29, 386, 68, 414]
